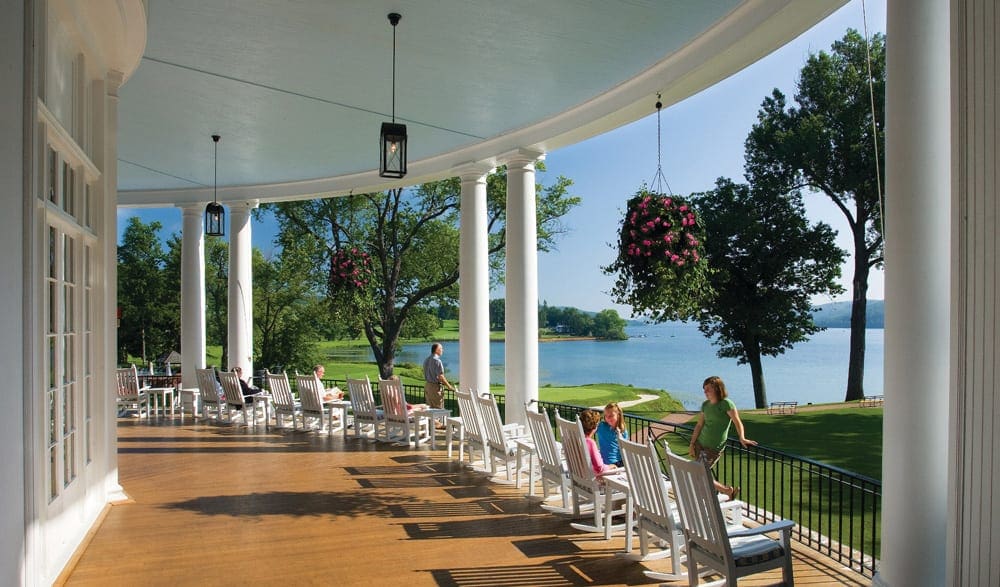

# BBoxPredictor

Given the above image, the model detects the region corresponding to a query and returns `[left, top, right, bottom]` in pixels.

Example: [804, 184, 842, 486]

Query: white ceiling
[117, 0, 846, 206]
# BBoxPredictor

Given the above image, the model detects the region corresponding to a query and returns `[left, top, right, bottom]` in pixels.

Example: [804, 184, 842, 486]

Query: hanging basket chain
[649, 94, 673, 195]
[861, 0, 885, 244]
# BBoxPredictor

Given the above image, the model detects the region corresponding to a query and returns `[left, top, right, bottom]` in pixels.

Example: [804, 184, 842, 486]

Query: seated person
[233, 366, 259, 403]
[596, 402, 628, 467]
[580, 409, 618, 476]
[313, 364, 343, 401]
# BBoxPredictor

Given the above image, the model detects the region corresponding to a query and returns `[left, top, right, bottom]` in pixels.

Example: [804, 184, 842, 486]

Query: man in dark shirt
[421, 343, 453, 409]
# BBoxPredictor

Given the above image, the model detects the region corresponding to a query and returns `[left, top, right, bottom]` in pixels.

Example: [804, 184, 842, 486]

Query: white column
[875, 1, 950, 585]
[946, 0, 1000, 585]
[179, 204, 207, 388]
[457, 163, 494, 397]
[0, 2, 26, 581]
[227, 201, 257, 376]
[103, 70, 127, 503]
[503, 150, 543, 426]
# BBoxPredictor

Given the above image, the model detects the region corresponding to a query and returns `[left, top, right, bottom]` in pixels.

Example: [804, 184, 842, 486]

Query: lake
[337, 322, 884, 410]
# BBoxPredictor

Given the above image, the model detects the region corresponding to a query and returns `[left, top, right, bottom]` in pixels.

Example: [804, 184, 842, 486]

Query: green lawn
[740, 408, 883, 480]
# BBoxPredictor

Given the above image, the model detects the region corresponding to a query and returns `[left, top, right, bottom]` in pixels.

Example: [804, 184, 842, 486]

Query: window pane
[64, 436, 75, 485]
[63, 335, 74, 385]
[84, 245, 91, 287]
[48, 227, 56, 278]
[61, 162, 71, 214]
[48, 282, 56, 333]
[48, 148, 57, 203]
[47, 337, 56, 389]
[84, 184, 91, 228]
[64, 235, 74, 283]
[48, 389, 56, 444]
[63, 285, 75, 332]
[49, 447, 57, 500]
[62, 387, 71, 435]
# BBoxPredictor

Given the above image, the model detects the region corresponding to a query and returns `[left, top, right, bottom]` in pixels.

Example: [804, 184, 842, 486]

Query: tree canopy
[691, 178, 845, 408]
[744, 29, 885, 401]
[117, 218, 178, 364]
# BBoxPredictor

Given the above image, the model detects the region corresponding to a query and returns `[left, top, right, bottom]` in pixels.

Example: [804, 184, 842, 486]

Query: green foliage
[604, 188, 714, 321]
[744, 29, 885, 401]
[252, 245, 326, 373]
[691, 178, 845, 407]
[117, 218, 178, 363]
[264, 164, 579, 378]
[399, 310, 441, 340]
[489, 298, 505, 330]
[203, 237, 229, 362]
[591, 309, 628, 340]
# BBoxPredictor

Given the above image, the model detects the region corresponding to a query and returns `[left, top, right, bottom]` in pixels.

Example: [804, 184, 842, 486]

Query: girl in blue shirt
[596, 402, 628, 467]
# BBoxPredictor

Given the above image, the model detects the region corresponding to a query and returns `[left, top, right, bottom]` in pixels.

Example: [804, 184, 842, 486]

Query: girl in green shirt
[688, 375, 757, 500]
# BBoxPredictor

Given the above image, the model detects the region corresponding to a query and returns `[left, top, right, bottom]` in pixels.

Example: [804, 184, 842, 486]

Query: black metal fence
[531, 398, 881, 579]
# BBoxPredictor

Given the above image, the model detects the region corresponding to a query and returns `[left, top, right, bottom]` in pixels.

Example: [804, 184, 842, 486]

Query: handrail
[531, 398, 881, 578]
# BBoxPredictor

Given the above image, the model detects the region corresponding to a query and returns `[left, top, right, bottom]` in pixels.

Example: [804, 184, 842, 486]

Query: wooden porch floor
[59, 417, 869, 586]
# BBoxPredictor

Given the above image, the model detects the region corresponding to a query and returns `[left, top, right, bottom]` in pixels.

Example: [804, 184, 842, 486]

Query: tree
[252, 243, 326, 373]
[117, 218, 178, 364]
[691, 178, 845, 408]
[592, 309, 628, 340]
[744, 30, 884, 401]
[489, 298, 505, 330]
[203, 237, 229, 365]
[562, 307, 593, 336]
[266, 164, 580, 378]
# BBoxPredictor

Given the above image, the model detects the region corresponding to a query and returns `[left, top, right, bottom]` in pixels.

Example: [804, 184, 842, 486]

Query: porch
[59, 418, 869, 585]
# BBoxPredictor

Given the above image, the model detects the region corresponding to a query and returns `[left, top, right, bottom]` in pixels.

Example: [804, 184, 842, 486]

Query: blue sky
[119, 0, 886, 316]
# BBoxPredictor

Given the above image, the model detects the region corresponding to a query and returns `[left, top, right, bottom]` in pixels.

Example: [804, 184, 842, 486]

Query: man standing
[422, 343, 453, 409]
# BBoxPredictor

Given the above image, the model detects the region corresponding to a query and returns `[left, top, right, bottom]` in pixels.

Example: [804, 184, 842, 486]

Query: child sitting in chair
[580, 410, 618, 476]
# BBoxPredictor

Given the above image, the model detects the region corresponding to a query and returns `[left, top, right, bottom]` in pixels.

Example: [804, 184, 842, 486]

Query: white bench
[767, 401, 798, 415]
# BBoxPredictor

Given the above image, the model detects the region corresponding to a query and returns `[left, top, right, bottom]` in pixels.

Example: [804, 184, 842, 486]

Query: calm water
[334, 322, 884, 410]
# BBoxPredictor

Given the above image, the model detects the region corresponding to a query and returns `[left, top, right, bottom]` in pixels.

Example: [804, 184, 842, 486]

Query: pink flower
[642, 240, 652, 246]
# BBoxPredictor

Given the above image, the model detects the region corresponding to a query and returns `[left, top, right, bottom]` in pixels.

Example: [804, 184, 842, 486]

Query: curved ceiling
[117, 0, 845, 206]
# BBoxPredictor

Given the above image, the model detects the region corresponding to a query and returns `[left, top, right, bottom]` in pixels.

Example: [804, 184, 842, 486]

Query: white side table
[411, 408, 450, 449]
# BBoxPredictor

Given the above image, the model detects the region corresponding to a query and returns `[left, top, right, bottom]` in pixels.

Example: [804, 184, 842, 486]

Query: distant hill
[812, 300, 884, 328]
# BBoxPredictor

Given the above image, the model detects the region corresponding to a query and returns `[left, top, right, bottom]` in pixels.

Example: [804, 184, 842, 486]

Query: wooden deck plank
[58, 418, 869, 586]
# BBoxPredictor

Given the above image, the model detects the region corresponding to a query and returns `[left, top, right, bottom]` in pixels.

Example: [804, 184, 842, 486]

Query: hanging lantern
[378, 13, 407, 178]
[205, 134, 225, 236]
[379, 121, 407, 178]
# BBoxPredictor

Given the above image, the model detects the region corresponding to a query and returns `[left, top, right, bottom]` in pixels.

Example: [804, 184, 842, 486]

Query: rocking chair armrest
[728, 519, 795, 539]
[501, 422, 525, 436]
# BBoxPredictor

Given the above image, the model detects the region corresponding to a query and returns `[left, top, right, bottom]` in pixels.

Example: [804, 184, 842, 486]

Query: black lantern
[380, 122, 407, 178]
[379, 13, 407, 178]
[205, 134, 225, 236]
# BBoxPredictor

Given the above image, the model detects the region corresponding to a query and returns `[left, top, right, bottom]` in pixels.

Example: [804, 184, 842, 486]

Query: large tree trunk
[844, 237, 871, 402]
[746, 340, 768, 409]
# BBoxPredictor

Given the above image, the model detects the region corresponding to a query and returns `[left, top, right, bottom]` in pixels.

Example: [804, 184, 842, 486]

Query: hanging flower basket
[604, 188, 711, 320]
[619, 189, 703, 274]
[328, 247, 373, 298]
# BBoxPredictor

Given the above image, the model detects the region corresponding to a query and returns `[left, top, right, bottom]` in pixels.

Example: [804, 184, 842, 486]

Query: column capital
[106, 70, 124, 98]
[236, 199, 260, 210]
[499, 147, 545, 168]
[177, 202, 209, 216]
[453, 161, 496, 181]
